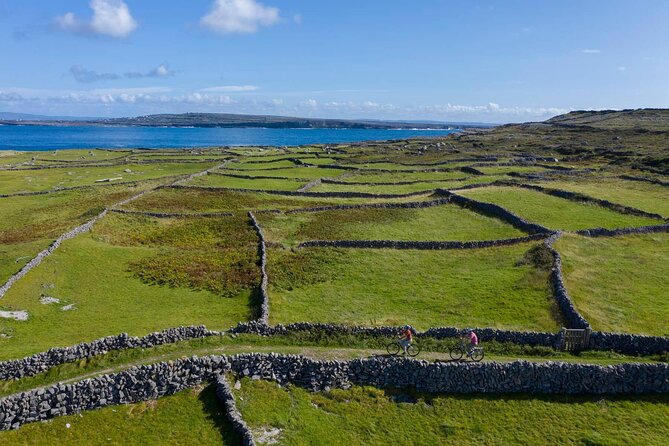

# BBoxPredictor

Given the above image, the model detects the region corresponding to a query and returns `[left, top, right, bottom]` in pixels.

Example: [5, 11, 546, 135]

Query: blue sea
[0, 125, 458, 151]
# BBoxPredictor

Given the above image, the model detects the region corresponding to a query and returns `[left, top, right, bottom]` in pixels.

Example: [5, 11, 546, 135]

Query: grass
[226, 160, 300, 170]
[187, 174, 308, 191]
[556, 233, 669, 337]
[0, 214, 256, 361]
[0, 162, 215, 194]
[311, 181, 449, 194]
[0, 183, 162, 283]
[120, 188, 435, 214]
[257, 204, 524, 245]
[475, 165, 554, 175]
[0, 385, 239, 446]
[338, 170, 473, 183]
[267, 244, 561, 331]
[459, 186, 662, 230]
[215, 166, 347, 179]
[532, 178, 669, 217]
[234, 378, 669, 446]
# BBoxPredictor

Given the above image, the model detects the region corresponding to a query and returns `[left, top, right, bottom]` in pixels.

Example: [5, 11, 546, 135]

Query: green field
[337, 170, 473, 183]
[226, 159, 299, 170]
[267, 245, 560, 331]
[531, 178, 669, 217]
[187, 173, 308, 191]
[459, 186, 662, 230]
[0, 214, 257, 360]
[0, 386, 238, 446]
[212, 166, 346, 180]
[258, 204, 525, 245]
[234, 379, 669, 446]
[556, 233, 669, 336]
[0, 162, 215, 194]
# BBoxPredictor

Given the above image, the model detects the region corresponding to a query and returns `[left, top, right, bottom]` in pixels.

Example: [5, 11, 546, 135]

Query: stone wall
[282, 197, 451, 214]
[214, 375, 257, 446]
[320, 177, 469, 186]
[296, 178, 322, 192]
[544, 233, 590, 329]
[110, 209, 234, 218]
[208, 171, 306, 182]
[248, 212, 270, 324]
[0, 209, 108, 300]
[619, 175, 669, 187]
[575, 223, 669, 238]
[2, 353, 668, 431]
[459, 166, 485, 175]
[297, 234, 548, 250]
[0, 326, 219, 381]
[166, 185, 433, 199]
[590, 332, 669, 355]
[438, 189, 554, 234]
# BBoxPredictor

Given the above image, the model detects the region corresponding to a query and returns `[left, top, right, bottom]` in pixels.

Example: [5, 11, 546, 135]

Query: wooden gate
[561, 328, 591, 351]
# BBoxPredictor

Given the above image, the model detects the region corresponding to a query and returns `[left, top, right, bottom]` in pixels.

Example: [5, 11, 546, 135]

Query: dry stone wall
[2, 353, 668, 431]
[166, 184, 433, 199]
[110, 209, 234, 218]
[575, 223, 669, 237]
[438, 189, 554, 234]
[544, 233, 590, 329]
[248, 212, 270, 324]
[214, 375, 257, 446]
[0, 326, 219, 381]
[297, 234, 548, 250]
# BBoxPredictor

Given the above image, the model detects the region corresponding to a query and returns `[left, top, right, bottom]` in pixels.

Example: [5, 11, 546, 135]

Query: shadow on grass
[198, 384, 243, 446]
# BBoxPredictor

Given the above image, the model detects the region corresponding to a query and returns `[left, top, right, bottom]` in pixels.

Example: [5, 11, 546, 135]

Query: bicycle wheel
[407, 344, 421, 357]
[449, 346, 464, 360]
[386, 342, 401, 356]
[471, 348, 485, 362]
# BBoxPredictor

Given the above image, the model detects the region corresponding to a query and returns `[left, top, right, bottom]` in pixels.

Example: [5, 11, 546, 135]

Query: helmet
[403, 325, 410, 330]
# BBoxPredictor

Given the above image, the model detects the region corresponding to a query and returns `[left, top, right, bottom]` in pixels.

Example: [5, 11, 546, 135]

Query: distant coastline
[0, 112, 492, 130]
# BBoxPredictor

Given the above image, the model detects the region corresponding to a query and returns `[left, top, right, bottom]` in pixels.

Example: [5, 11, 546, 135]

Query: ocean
[0, 125, 458, 151]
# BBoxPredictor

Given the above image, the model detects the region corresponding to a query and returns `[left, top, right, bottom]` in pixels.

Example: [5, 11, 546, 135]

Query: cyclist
[465, 329, 479, 356]
[399, 325, 413, 355]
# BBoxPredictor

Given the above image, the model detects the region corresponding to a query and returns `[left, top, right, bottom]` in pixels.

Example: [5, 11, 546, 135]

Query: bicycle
[449, 340, 484, 362]
[386, 339, 421, 357]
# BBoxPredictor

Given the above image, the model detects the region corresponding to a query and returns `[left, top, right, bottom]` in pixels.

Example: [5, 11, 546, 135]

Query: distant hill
[0, 112, 97, 121]
[546, 108, 669, 131]
[0, 112, 487, 130]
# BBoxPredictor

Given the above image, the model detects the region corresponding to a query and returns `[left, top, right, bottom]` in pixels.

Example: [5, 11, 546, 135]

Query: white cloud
[56, 0, 137, 38]
[201, 0, 280, 34]
[70, 64, 175, 83]
[581, 49, 601, 54]
[300, 98, 318, 107]
[200, 85, 260, 92]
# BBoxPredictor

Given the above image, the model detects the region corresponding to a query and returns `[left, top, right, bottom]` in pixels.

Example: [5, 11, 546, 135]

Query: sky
[1, 0, 668, 123]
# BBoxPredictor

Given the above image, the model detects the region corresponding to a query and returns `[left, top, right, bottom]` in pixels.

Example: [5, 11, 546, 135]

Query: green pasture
[556, 233, 669, 337]
[459, 186, 662, 230]
[267, 244, 560, 331]
[258, 204, 524, 245]
[235, 379, 669, 446]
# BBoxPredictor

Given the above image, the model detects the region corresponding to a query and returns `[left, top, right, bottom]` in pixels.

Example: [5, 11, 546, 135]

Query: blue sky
[1, 0, 668, 123]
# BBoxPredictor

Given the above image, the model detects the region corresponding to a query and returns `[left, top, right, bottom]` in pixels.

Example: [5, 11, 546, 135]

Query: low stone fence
[215, 375, 257, 446]
[296, 178, 322, 192]
[231, 321, 561, 348]
[513, 183, 665, 220]
[545, 233, 590, 330]
[0, 326, 219, 381]
[590, 332, 669, 356]
[459, 166, 485, 175]
[297, 234, 548, 250]
[2, 353, 668, 431]
[575, 223, 669, 237]
[320, 177, 469, 186]
[282, 197, 451, 214]
[619, 175, 669, 187]
[165, 185, 434, 199]
[208, 171, 307, 182]
[248, 212, 270, 324]
[438, 189, 554, 234]
[110, 209, 234, 218]
[0, 210, 108, 300]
